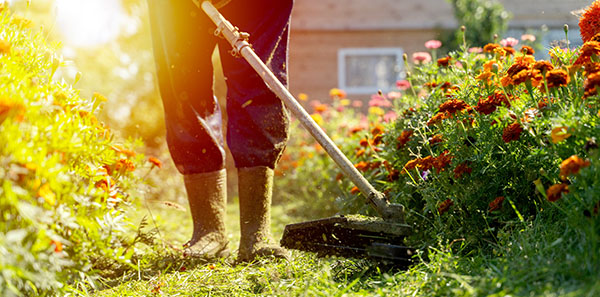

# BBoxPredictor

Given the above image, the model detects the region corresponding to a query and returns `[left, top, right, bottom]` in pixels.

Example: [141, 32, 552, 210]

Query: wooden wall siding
[288, 30, 439, 99]
[291, 0, 456, 31]
[291, 0, 591, 31]
[502, 0, 590, 28]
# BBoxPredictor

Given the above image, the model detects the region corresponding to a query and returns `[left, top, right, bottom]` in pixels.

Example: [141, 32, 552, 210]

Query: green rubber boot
[237, 166, 290, 263]
[182, 169, 230, 258]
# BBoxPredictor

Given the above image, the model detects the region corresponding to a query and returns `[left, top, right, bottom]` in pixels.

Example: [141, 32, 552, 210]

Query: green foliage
[0, 8, 156, 295]
[444, 0, 511, 50]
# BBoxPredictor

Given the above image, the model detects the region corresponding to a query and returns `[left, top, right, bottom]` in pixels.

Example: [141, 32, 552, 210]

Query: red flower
[488, 196, 505, 212]
[438, 99, 469, 115]
[545, 69, 570, 88]
[350, 186, 360, 194]
[438, 199, 454, 215]
[502, 122, 523, 143]
[429, 134, 443, 146]
[437, 56, 452, 67]
[433, 150, 453, 174]
[148, 157, 162, 169]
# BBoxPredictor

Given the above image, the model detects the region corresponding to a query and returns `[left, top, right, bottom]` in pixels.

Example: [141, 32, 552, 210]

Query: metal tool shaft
[201, 1, 402, 220]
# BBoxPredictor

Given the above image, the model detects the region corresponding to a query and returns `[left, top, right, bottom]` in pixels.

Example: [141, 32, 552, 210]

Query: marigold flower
[503, 46, 516, 56]
[425, 39, 442, 49]
[149, 157, 162, 168]
[371, 124, 385, 136]
[532, 60, 554, 74]
[560, 155, 591, 180]
[51, 240, 63, 253]
[437, 56, 452, 67]
[584, 72, 600, 97]
[329, 88, 346, 98]
[585, 62, 600, 75]
[433, 150, 453, 173]
[438, 199, 453, 215]
[116, 159, 135, 172]
[355, 148, 366, 158]
[550, 126, 572, 144]
[314, 103, 328, 113]
[488, 196, 505, 212]
[574, 41, 600, 65]
[546, 183, 569, 202]
[579, 0, 600, 42]
[502, 122, 523, 143]
[112, 146, 137, 158]
[427, 112, 448, 126]
[396, 129, 413, 148]
[438, 99, 469, 115]
[429, 134, 443, 146]
[545, 69, 570, 88]
[350, 186, 360, 195]
[298, 93, 308, 101]
[453, 162, 472, 179]
[418, 156, 435, 171]
[355, 161, 369, 172]
[474, 97, 498, 115]
[520, 45, 535, 55]
[403, 159, 420, 172]
[359, 138, 369, 147]
[483, 43, 501, 53]
[0, 39, 11, 55]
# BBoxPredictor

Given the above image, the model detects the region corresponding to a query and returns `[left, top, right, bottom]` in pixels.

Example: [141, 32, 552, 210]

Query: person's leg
[147, 0, 228, 258]
[218, 0, 294, 262]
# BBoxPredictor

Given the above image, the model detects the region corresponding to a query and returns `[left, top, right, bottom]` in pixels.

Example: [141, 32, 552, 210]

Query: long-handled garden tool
[200, 1, 413, 263]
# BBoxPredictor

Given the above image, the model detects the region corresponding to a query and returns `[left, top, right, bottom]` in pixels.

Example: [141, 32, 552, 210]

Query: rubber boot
[182, 169, 230, 258]
[237, 166, 290, 262]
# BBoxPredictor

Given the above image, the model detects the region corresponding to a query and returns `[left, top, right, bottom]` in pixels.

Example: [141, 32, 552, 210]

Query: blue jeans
[148, 0, 293, 174]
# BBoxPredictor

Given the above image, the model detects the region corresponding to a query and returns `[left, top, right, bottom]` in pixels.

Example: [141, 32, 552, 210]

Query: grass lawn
[90, 196, 600, 297]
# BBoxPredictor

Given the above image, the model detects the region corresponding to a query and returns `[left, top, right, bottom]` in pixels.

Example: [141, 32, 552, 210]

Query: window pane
[344, 54, 398, 89]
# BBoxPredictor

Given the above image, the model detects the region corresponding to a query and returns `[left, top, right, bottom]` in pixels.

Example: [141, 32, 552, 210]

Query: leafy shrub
[0, 7, 158, 295]
[276, 14, 600, 253]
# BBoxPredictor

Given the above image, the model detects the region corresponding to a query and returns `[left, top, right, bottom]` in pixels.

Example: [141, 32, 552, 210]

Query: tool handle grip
[201, 1, 402, 221]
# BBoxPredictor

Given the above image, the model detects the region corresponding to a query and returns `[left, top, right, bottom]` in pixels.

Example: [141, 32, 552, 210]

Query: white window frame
[338, 47, 405, 95]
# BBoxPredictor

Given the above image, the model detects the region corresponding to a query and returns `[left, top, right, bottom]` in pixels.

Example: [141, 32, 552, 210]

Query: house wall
[287, 0, 592, 100]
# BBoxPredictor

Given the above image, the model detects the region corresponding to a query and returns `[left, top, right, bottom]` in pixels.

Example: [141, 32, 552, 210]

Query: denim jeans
[147, 0, 293, 174]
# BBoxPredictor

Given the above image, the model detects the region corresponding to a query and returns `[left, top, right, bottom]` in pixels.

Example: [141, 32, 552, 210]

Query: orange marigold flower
[116, 159, 135, 172]
[520, 45, 535, 55]
[371, 124, 385, 136]
[112, 146, 137, 158]
[419, 156, 435, 171]
[350, 186, 360, 194]
[314, 103, 328, 113]
[585, 62, 600, 75]
[51, 240, 63, 253]
[546, 183, 569, 202]
[429, 134, 443, 146]
[502, 122, 523, 143]
[550, 126, 572, 144]
[474, 97, 498, 115]
[403, 159, 420, 172]
[0, 39, 11, 55]
[359, 138, 369, 147]
[532, 60, 554, 73]
[355, 148, 366, 158]
[574, 41, 600, 65]
[453, 162, 472, 179]
[584, 72, 600, 97]
[355, 161, 369, 172]
[545, 69, 570, 88]
[483, 43, 501, 53]
[437, 56, 452, 67]
[579, 0, 600, 42]
[148, 157, 162, 168]
[559, 155, 591, 180]
[438, 199, 454, 215]
[433, 150, 453, 173]
[438, 99, 469, 115]
[396, 129, 413, 148]
[350, 126, 364, 134]
[538, 98, 549, 110]
[427, 112, 448, 126]
[372, 134, 383, 146]
[503, 46, 516, 56]
[488, 196, 505, 212]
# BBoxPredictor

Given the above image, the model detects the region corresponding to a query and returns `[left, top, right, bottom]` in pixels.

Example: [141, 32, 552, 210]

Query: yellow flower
[311, 113, 323, 126]
[329, 88, 347, 98]
[340, 99, 350, 106]
[298, 93, 308, 101]
[38, 183, 56, 205]
[368, 106, 385, 116]
[550, 126, 572, 143]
